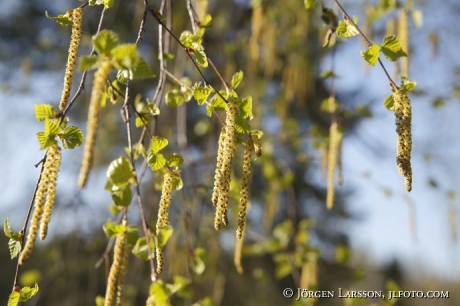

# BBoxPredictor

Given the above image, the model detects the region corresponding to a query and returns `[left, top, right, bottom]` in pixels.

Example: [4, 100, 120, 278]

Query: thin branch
[332, 0, 397, 88]
[135, 1, 149, 45]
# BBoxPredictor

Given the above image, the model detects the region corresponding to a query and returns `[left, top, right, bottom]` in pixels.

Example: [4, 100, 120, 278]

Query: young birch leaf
[381, 35, 408, 62]
[131, 57, 155, 79]
[194, 49, 208, 67]
[304, 0, 316, 9]
[126, 225, 139, 246]
[210, 93, 226, 110]
[89, 0, 104, 6]
[147, 153, 166, 171]
[150, 136, 168, 154]
[8, 239, 21, 259]
[4, 219, 21, 240]
[201, 14, 213, 27]
[206, 105, 213, 117]
[231, 71, 244, 89]
[8, 292, 20, 306]
[132, 237, 155, 260]
[19, 283, 39, 302]
[92, 30, 119, 56]
[147, 99, 161, 115]
[399, 76, 417, 93]
[361, 44, 381, 66]
[192, 83, 212, 105]
[167, 154, 184, 168]
[103, 220, 126, 237]
[156, 225, 173, 248]
[104, 0, 114, 8]
[36, 132, 53, 150]
[95, 296, 105, 306]
[240, 96, 253, 119]
[135, 115, 151, 128]
[171, 174, 183, 191]
[61, 126, 84, 149]
[179, 31, 193, 47]
[111, 44, 138, 70]
[34, 104, 55, 121]
[79, 56, 104, 71]
[384, 95, 395, 111]
[235, 115, 252, 134]
[320, 69, 338, 79]
[44, 118, 60, 138]
[44, 11, 72, 26]
[165, 89, 185, 107]
[111, 185, 132, 207]
[336, 16, 359, 38]
[107, 156, 133, 188]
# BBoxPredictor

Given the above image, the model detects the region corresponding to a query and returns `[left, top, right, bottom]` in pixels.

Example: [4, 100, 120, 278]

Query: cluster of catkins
[212, 101, 261, 239]
[19, 144, 62, 265]
[59, 8, 82, 111]
[393, 89, 412, 192]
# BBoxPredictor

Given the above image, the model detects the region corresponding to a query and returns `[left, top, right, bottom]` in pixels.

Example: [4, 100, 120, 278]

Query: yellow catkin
[105, 232, 126, 306]
[59, 8, 83, 111]
[39, 144, 62, 240]
[78, 61, 112, 188]
[326, 123, 338, 209]
[251, 134, 262, 157]
[212, 127, 227, 207]
[214, 101, 237, 230]
[236, 137, 253, 240]
[19, 146, 57, 264]
[115, 240, 131, 306]
[337, 136, 343, 185]
[393, 90, 412, 192]
[398, 9, 409, 77]
[155, 171, 173, 274]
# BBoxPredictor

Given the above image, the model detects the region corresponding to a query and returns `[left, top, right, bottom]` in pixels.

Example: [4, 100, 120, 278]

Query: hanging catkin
[236, 136, 253, 240]
[59, 8, 83, 111]
[393, 90, 412, 192]
[155, 171, 173, 273]
[19, 144, 62, 264]
[78, 61, 112, 188]
[398, 9, 409, 77]
[104, 231, 126, 306]
[39, 144, 62, 240]
[326, 123, 338, 209]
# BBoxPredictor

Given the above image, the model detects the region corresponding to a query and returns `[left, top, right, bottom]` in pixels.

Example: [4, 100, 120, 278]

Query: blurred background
[1, 0, 460, 305]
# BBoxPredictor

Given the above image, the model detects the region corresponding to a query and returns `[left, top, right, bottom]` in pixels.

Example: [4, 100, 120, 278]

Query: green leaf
[95, 296, 105, 306]
[108, 204, 120, 215]
[251, 129, 264, 139]
[60, 126, 83, 149]
[381, 35, 408, 62]
[111, 185, 133, 207]
[231, 71, 244, 89]
[135, 115, 151, 128]
[206, 105, 213, 117]
[162, 52, 175, 61]
[102, 220, 126, 237]
[201, 14, 213, 27]
[167, 154, 184, 168]
[361, 43, 381, 66]
[126, 225, 139, 246]
[319, 69, 338, 79]
[78, 56, 104, 71]
[192, 83, 212, 105]
[194, 49, 208, 67]
[132, 237, 155, 260]
[106, 157, 133, 188]
[19, 283, 39, 302]
[34, 104, 56, 121]
[111, 44, 138, 70]
[171, 174, 183, 191]
[8, 239, 21, 259]
[384, 95, 395, 111]
[131, 57, 155, 79]
[399, 76, 417, 93]
[147, 153, 166, 171]
[336, 16, 359, 38]
[150, 136, 169, 154]
[165, 89, 185, 107]
[149, 281, 171, 306]
[8, 292, 20, 306]
[156, 226, 173, 249]
[147, 99, 161, 115]
[192, 247, 206, 275]
[210, 93, 226, 110]
[89, 0, 104, 6]
[4, 219, 21, 240]
[45, 11, 72, 26]
[179, 31, 193, 47]
[104, 0, 114, 8]
[92, 30, 119, 56]
[44, 118, 60, 137]
[235, 115, 251, 134]
[240, 96, 253, 119]
[36, 132, 55, 150]
[304, 0, 316, 9]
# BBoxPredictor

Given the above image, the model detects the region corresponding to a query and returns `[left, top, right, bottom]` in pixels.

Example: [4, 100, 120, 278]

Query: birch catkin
[326, 123, 338, 209]
[236, 136, 253, 240]
[398, 9, 409, 77]
[105, 231, 126, 306]
[59, 8, 83, 111]
[393, 90, 412, 191]
[20, 144, 62, 264]
[156, 171, 173, 273]
[78, 61, 112, 188]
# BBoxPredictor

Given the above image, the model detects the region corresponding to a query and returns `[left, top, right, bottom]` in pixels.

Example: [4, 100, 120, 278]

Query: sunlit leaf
[61, 126, 83, 149]
[34, 104, 55, 122]
[194, 49, 208, 67]
[361, 43, 381, 66]
[111, 44, 138, 70]
[18, 283, 39, 302]
[381, 35, 407, 62]
[79, 56, 104, 71]
[240, 96, 253, 119]
[384, 94, 395, 111]
[132, 237, 155, 260]
[92, 30, 119, 56]
[235, 115, 251, 134]
[304, 0, 316, 9]
[44, 11, 72, 26]
[131, 57, 155, 79]
[148, 153, 166, 171]
[165, 89, 185, 107]
[106, 157, 133, 188]
[167, 154, 184, 168]
[156, 225, 173, 248]
[193, 83, 212, 105]
[111, 185, 132, 206]
[399, 76, 417, 93]
[336, 16, 359, 38]
[231, 71, 244, 89]
[102, 220, 126, 237]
